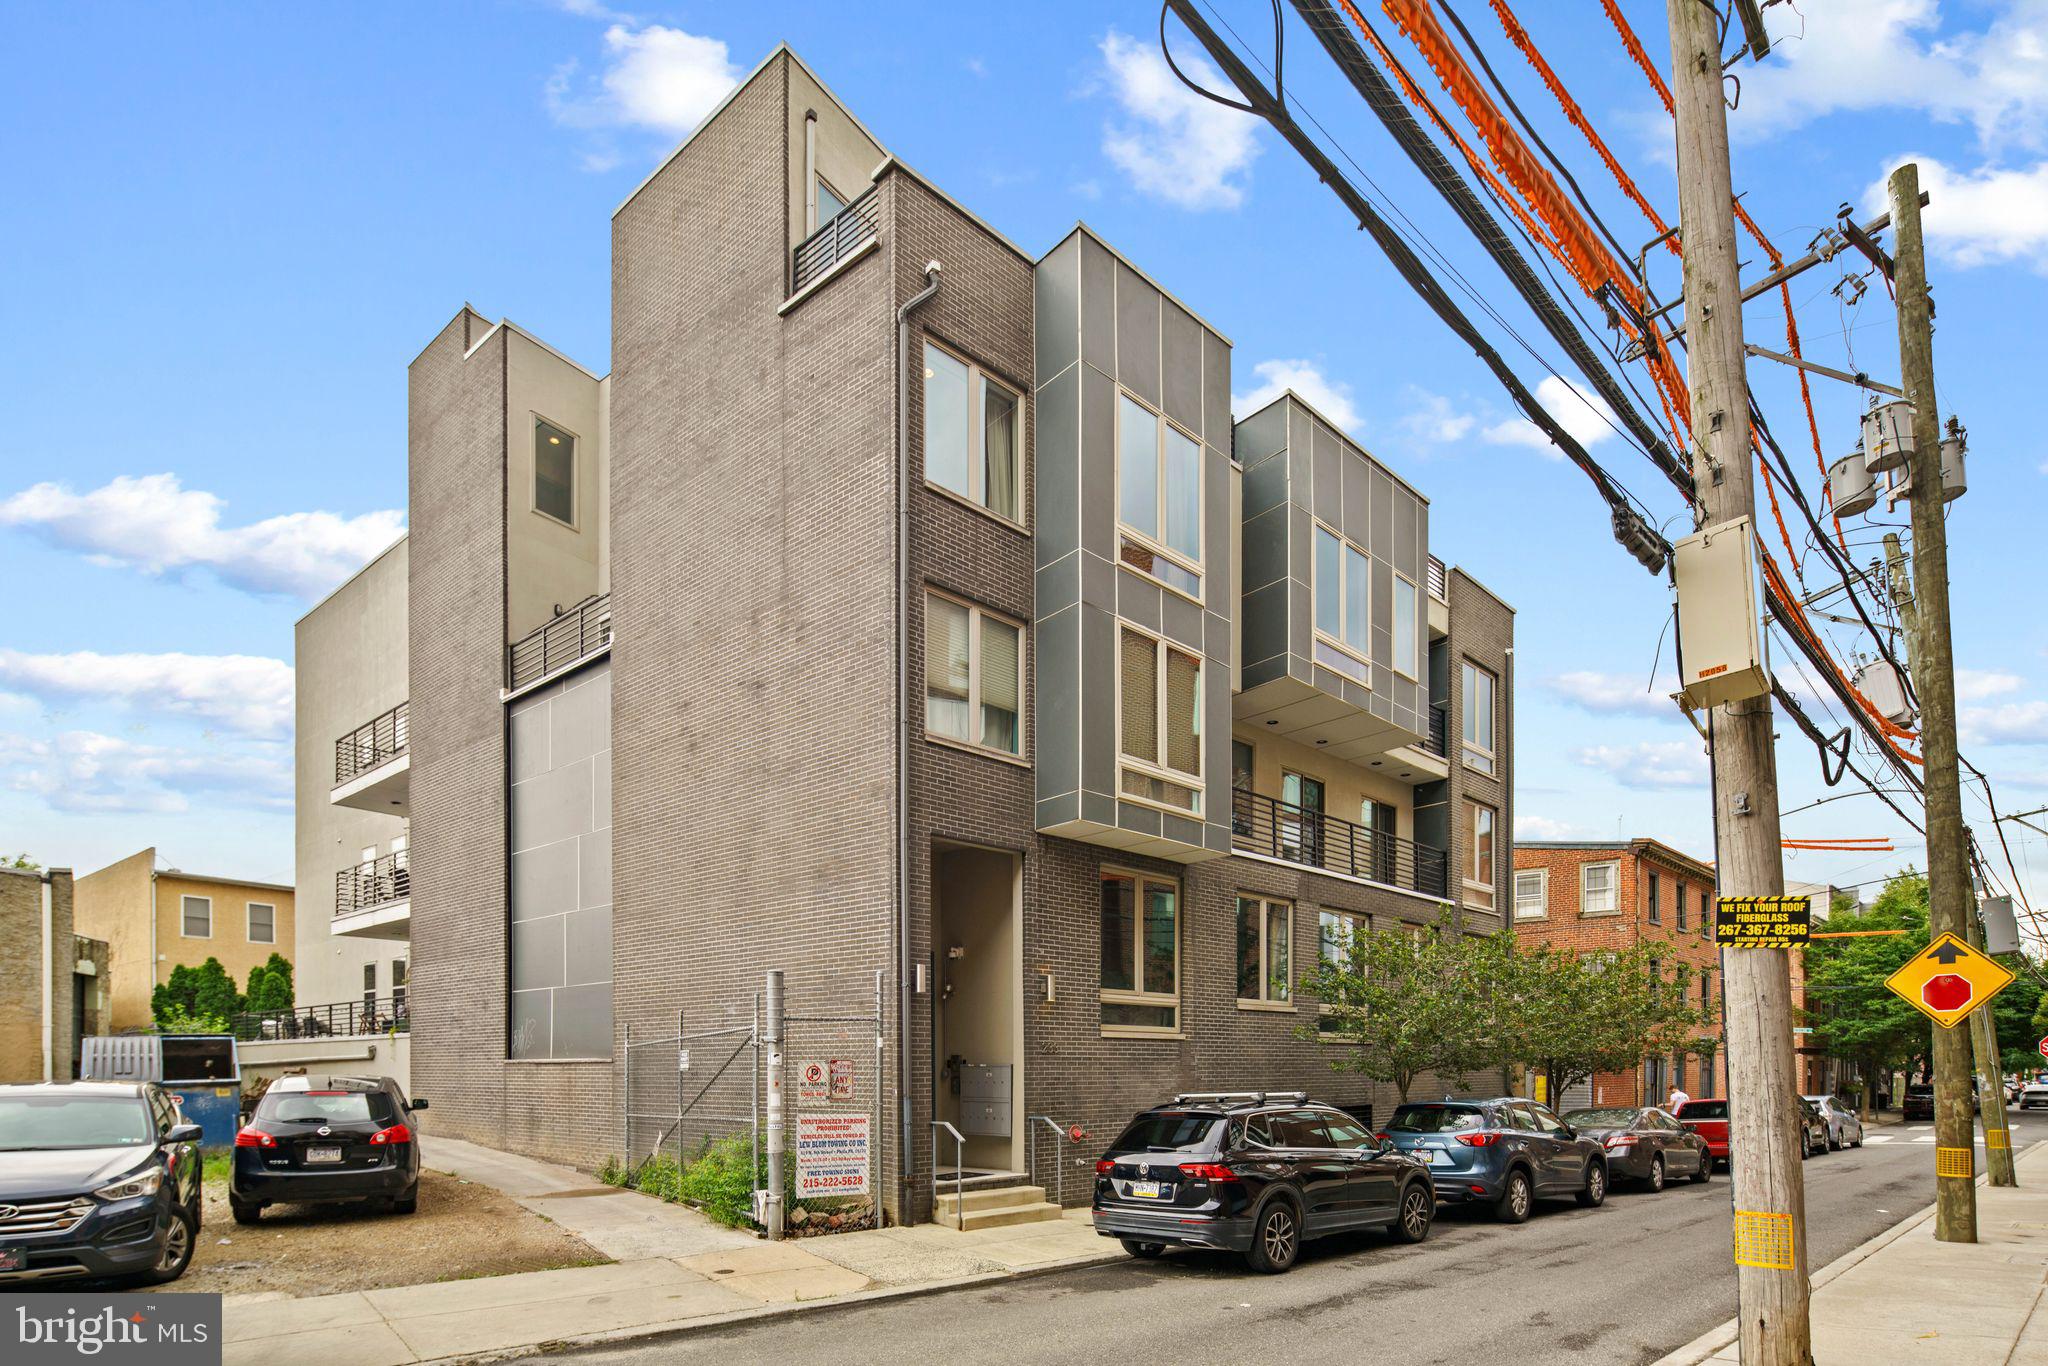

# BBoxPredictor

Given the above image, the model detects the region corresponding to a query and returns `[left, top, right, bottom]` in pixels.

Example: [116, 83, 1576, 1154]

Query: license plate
[306, 1146, 343, 1164]
[0, 1248, 22, 1272]
[1129, 1181, 1164, 1199]
[1422, 1149, 1445, 1165]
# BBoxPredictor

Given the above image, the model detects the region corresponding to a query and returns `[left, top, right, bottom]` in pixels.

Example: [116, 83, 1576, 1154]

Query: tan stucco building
[73, 848, 295, 1030]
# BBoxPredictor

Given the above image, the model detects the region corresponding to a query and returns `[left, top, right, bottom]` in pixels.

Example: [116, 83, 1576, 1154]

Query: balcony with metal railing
[231, 994, 410, 1041]
[790, 186, 880, 298]
[509, 593, 611, 691]
[1427, 555, 1448, 602]
[1231, 789, 1448, 899]
[1425, 702, 1449, 758]
[332, 701, 409, 813]
[333, 850, 410, 939]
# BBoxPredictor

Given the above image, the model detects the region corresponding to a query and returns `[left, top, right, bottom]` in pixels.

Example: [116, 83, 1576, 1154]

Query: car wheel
[1828, 1128, 1841, 1152]
[1243, 1199, 1301, 1274]
[1495, 1169, 1532, 1224]
[1576, 1162, 1607, 1208]
[141, 1206, 196, 1285]
[1388, 1182, 1433, 1244]
[1119, 1239, 1166, 1259]
[1851, 1130, 1864, 1149]
[1645, 1156, 1665, 1193]
[392, 1189, 419, 1215]
[230, 1200, 262, 1226]
[1689, 1155, 1711, 1184]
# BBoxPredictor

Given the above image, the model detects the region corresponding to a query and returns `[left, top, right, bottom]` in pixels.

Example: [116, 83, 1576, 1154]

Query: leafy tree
[153, 1004, 231, 1035]
[150, 957, 245, 1027]
[1498, 939, 1712, 1103]
[5, 853, 37, 871]
[1990, 968, 2042, 1075]
[1296, 909, 1516, 1103]
[245, 953, 295, 1012]
[1801, 871, 1931, 1112]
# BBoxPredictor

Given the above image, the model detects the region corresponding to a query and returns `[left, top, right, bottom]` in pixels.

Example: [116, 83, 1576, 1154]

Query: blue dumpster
[80, 1034, 242, 1147]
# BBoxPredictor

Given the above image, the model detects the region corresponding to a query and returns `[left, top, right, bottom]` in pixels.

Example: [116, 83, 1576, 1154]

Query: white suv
[2017, 1075, 2048, 1110]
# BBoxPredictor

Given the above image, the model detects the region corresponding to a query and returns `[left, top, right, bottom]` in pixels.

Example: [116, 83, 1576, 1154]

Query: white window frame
[1581, 861, 1621, 916]
[1115, 623, 1203, 817]
[532, 414, 579, 530]
[246, 901, 276, 945]
[1392, 571, 1419, 680]
[1462, 658, 1497, 775]
[1236, 895, 1294, 1009]
[922, 340, 1025, 528]
[1100, 868, 1182, 1037]
[923, 588, 1028, 760]
[1114, 390, 1204, 603]
[180, 895, 211, 940]
[1462, 800, 1497, 911]
[1311, 521, 1372, 682]
[1513, 868, 1548, 921]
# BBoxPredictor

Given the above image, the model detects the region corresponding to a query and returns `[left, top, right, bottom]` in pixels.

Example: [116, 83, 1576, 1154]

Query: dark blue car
[1380, 1098, 1608, 1223]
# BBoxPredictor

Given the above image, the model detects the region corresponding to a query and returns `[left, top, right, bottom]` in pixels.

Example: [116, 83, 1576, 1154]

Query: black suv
[1092, 1092, 1435, 1273]
[231, 1074, 426, 1222]
[0, 1081, 203, 1286]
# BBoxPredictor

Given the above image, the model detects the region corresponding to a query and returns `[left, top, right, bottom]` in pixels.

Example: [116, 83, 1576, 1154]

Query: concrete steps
[933, 1183, 1065, 1230]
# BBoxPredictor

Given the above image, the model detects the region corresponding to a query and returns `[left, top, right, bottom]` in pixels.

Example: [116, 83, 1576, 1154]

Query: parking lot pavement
[552, 1111, 2048, 1366]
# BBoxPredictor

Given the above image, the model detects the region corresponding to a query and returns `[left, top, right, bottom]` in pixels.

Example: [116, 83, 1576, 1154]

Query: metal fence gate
[622, 998, 760, 1183]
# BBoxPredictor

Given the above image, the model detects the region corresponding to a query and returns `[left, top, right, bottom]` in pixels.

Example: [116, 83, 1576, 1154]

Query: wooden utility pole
[1890, 162, 1981, 1236]
[1665, 3, 1811, 1360]
[1884, 531, 2015, 1187]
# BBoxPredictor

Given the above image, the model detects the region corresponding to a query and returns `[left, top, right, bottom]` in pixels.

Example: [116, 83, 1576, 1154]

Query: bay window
[1116, 393, 1202, 598]
[1313, 524, 1371, 681]
[1119, 626, 1202, 813]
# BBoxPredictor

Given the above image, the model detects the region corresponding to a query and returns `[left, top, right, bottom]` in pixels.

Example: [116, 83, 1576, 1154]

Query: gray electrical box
[959, 1063, 1012, 1137]
[1982, 895, 2021, 957]
[1675, 515, 1771, 710]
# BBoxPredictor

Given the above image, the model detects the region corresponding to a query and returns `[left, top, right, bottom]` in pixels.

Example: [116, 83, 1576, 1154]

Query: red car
[1673, 1098, 1730, 1168]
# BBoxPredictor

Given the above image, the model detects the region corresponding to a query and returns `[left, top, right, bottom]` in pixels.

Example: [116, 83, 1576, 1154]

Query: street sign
[1714, 894, 1812, 947]
[1883, 933, 2016, 1029]
[2037, 1036, 2048, 1060]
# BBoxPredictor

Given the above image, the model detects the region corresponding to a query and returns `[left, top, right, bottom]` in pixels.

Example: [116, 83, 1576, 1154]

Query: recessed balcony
[1231, 789, 1448, 900]
[332, 702, 408, 815]
[333, 851, 410, 940]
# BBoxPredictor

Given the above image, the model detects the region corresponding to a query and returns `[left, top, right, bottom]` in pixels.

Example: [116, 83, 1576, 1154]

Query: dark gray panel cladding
[1161, 302, 1202, 435]
[1035, 234, 1080, 389]
[1114, 262, 1161, 407]
[1035, 366, 1079, 569]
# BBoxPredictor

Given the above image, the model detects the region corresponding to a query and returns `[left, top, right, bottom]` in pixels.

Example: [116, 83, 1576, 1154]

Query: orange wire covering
[1757, 538, 1923, 762]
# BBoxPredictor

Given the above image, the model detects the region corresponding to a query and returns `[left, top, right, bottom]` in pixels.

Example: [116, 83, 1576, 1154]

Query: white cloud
[1962, 700, 2048, 744]
[547, 22, 739, 138]
[1574, 739, 1710, 789]
[1545, 670, 1680, 717]
[1956, 668, 2025, 700]
[1397, 390, 1477, 445]
[1098, 30, 1261, 210]
[1483, 376, 1618, 457]
[1516, 813, 1596, 840]
[0, 651, 292, 738]
[1860, 155, 2048, 269]
[0, 474, 403, 601]
[0, 730, 290, 816]
[1732, 0, 2048, 149]
[1232, 359, 1361, 433]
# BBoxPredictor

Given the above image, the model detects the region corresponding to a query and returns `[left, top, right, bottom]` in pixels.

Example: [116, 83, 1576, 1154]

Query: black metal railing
[1232, 789, 1448, 897]
[1427, 554, 1448, 602]
[1424, 702, 1449, 757]
[334, 701, 408, 785]
[508, 593, 611, 690]
[792, 186, 880, 293]
[230, 995, 409, 1042]
[335, 851, 410, 917]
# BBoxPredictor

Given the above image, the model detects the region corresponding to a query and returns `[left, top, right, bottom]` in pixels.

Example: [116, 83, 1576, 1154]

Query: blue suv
[1380, 1097, 1608, 1223]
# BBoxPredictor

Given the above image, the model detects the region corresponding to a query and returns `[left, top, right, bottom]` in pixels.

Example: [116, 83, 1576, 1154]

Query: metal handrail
[1424, 702, 1449, 758]
[508, 593, 612, 690]
[931, 1120, 966, 1231]
[335, 851, 410, 916]
[1231, 789, 1449, 897]
[1025, 1115, 1076, 1209]
[793, 186, 880, 293]
[335, 701, 408, 784]
[1427, 554, 1448, 602]
[230, 995, 409, 1041]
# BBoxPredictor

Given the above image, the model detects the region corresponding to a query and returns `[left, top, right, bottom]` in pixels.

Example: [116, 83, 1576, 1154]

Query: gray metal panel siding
[1113, 262, 1161, 408]
[1035, 234, 1080, 395]
[1161, 301, 1202, 436]
[1080, 235, 1116, 377]
[1204, 332, 1231, 453]
[1034, 367, 1079, 570]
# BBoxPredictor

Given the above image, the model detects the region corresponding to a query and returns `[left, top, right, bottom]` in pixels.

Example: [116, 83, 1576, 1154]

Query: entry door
[1281, 773, 1325, 867]
[1358, 800, 1396, 882]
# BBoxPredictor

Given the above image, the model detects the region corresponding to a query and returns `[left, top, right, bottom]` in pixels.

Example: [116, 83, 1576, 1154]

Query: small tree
[245, 953, 294, 1012]
[1801, 871, 1931, 1113]
[151, 957, 245, 1027]
[1500, 941, 1710, 1104]
[5, 853, 37, 871]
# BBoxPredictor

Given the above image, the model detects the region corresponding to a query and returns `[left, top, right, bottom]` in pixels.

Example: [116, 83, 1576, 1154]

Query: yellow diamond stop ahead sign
[1884, 932, 2015, 1029]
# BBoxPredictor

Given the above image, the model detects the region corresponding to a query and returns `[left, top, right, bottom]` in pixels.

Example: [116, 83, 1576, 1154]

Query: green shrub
[677, 1134, 770, 1228]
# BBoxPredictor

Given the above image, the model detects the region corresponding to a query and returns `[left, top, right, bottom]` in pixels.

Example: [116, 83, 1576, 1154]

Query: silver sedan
[1803, 1095, 1865, 1150]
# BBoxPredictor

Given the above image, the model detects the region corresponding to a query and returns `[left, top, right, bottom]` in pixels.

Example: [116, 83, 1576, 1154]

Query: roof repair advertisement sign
[1714, 895, 1812, 948]
[795, 1113, 870, 1198]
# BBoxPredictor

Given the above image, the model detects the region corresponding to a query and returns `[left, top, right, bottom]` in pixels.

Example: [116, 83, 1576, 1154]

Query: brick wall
[0, 867, 76, 1083]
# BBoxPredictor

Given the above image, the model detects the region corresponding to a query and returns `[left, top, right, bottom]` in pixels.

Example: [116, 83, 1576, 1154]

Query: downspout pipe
[41, 874, 54, 1082]
[897, 259, 942, 1210]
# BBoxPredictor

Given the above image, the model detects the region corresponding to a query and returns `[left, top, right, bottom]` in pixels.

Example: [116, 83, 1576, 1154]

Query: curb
[1651, 1139, 2039, 1366]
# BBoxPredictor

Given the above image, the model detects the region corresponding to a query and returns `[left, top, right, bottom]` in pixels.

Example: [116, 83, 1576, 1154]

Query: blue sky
[2, 0, 2045, 919]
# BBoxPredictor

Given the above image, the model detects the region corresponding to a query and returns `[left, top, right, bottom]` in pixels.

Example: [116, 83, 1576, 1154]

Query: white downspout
[150, 870, 159, 1026]
[41, 875, 54, 1081]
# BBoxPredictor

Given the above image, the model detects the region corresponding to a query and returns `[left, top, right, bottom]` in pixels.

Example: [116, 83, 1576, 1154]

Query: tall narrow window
[1675, 881, 1689, 931]
[392, 960, 408, 1015]
[1118, 627, 1201, 813]
[181, 896, 211, 938]
[1100, 871, 1179, 1033]
[1462, 800, 1496, 911]
[1648, 872, 1662, 924]
[923, 343, 1021, 522]
[363, 962, 377, 1017]
[1393, 573, 1419, 678]
[1312, 525, 1372, 681]
[1462, 659, 1497, 775]
[924, 591, 1023, 756]
[1116, 393, 1202, 598]
[1236, 896, 1292, 1005]
[535, 418, 576, 526]
[816, 175, 848, 224]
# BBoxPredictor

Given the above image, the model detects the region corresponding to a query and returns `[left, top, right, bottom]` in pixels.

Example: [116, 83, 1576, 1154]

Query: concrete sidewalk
[1660, 1141, 2048, 1364]
[223, 1140, 1116, 1365]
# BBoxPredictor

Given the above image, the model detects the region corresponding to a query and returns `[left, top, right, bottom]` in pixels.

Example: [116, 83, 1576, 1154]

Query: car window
[1321, 1113, 1377, 1149]
[1240, 1113, 1279, 1148]
[1527, 1104, 1567, 1135]
[1677, 1099, 1728, 1120]
[1564, 1108, 1638, 1129]
[0, 1093, 155, 1149]
[257, 1091, 395, 1126]
[1387, 1104, 1484, 1133]
[1275, 1112, 1334, 1148]
[1108, 1112, 1226, 1154]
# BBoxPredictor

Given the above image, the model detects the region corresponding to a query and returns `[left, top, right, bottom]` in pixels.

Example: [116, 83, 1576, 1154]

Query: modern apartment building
[1511, 838, 1723, 1109]
[72, 849, 294, 1031]
[302, 46, 1515, 1223]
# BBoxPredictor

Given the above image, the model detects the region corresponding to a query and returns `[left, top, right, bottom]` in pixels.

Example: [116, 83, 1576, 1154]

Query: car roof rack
[1168, 1091, 1308, 1107]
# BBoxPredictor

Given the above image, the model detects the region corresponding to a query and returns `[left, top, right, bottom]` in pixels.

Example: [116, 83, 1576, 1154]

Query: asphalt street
[556, 1112, 2047, 1366]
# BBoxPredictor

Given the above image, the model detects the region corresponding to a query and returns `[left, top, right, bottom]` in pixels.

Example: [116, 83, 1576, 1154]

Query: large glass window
[924, 591, 1023, 757]
[1117, 393, 1202, 599]
[923, 342, 1021, 521]
[1236, 896, 1292, 1005]
[1462, 659, 1496, 774]
[1118, 627, 1201, 814]
[1101, 871, 1179, 1033]
[1313, 525, 1372, 682]
[1463, 800, 1496, 911]
[535, 417, 576, 526]
[1393, 573, 1419, 678]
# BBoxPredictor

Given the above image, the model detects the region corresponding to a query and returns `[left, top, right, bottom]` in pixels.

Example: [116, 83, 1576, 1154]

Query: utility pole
[1664, 3, 1811, 1361]
[1891, 162, 1984, 1233]
[1885, 532, 2015, 1187]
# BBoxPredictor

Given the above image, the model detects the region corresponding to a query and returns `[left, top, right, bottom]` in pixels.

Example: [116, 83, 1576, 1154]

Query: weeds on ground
[597, 1136, 867, 1231]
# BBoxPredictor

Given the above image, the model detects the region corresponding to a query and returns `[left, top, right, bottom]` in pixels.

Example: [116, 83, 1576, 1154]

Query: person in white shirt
[1667, 1086, 1691, 1112]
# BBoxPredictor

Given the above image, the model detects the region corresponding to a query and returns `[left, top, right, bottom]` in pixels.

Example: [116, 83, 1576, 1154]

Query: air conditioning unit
[1675, 516, 1770, 709]
[1861, 398, 1916, 474]
[1853, 658, 1914, 726]
[1827, 445, 1877, 517]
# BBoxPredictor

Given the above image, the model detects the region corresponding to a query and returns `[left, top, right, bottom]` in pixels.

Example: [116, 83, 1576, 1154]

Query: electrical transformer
[1675, 515, 1771, 709]
[1827, 445, 1877, 517]
[1861, 398, 1916, 474]
[1853, 657, 1915, 726]
[1939, 430, 1967, 502]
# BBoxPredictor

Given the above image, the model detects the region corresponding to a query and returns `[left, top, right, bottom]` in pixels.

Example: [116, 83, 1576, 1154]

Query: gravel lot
[178, 1162, 608, 1298]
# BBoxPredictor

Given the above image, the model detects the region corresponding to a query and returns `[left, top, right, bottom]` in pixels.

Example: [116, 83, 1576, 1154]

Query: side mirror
[165, 1123, 202, 1144]
[410, 1098, 429, 1111]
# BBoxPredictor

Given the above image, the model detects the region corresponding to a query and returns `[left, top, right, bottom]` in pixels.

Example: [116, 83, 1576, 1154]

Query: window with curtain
[1118, 627, 1201, 813]
[1101, 871, 1179, 1033]
[1312, 524, 1372, 681]
[924, 591, 1022, 756]
[1236, 896, 1292, 1004]
[923, 342, 1021, 521]
[1462, 659, 1497, 774]
[1116, 393, 1202, 598]
[1462, 800, 1496, 911]
[535, 417, 576, 526]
